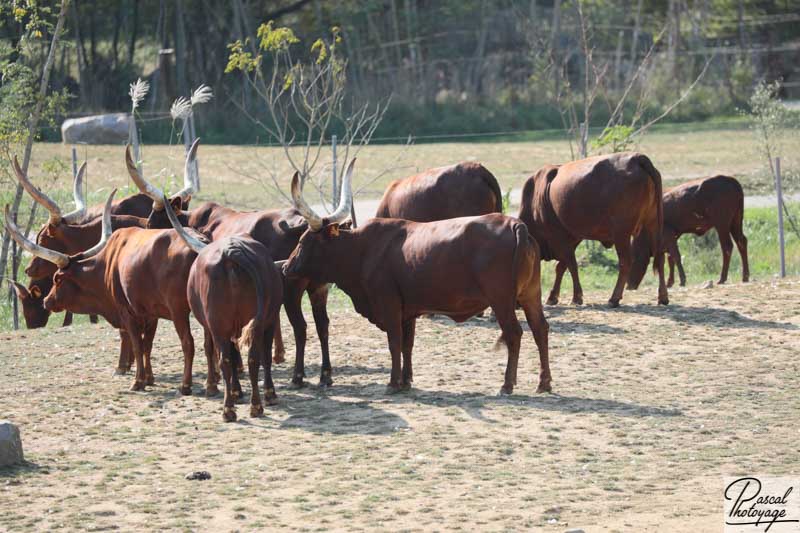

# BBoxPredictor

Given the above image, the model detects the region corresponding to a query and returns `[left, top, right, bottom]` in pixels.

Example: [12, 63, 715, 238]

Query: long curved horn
[125, 145, 165, 210]
[62, 162, 88, 224]
[327, 158, 355, 225]
[12, 155, 62, 225]
[172, 138, 199, 204]
[161, 192, 207, 253]
[4, 205, 69, 268]
[81, 189, 116, 259]
[290, 172, 323, 231]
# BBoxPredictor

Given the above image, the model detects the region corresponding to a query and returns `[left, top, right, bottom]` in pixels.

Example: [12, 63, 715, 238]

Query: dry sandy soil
[1, 278, 798, 531]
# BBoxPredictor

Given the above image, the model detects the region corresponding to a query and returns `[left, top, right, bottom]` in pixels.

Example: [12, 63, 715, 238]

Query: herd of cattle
[4, 143, 749, 421]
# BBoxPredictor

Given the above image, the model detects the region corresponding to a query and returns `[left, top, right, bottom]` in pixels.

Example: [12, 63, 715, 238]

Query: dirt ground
[1, 278, 799, 532]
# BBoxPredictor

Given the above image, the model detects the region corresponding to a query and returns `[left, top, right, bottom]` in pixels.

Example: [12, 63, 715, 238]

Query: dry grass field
[20, 122, 800, 212]
[1, 278, 798, 531]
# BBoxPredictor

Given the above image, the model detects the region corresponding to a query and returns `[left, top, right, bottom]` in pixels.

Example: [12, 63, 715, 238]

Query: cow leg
[124, 322, 147, 391]
[141, 320, 158, 386]
[284, 282, 308, 388]
[114, 330, 133, 375]
[262, 324, 278, 407]
[385, 317, 405, 394]
[401, 318, 416, 390]
[731, 211, 749, 282]
[215, 336, 237, 422]
[717, 227, 734, 285]
[173, 314, 195, 395]
[609, 238, 633, 307]
[666, 253, 675, 288]
[545, 262, 566, 305]
[247, 330, 265, 418]
[565, 251, 583, 305]
[309, 285, 333, 388]
[62, 311, 73, 327]
[230, 344, 244, 403]
[89, 314, 99, 324]
[272, 312, 286, 364]
[520, 297, 551, 393]
[203, 328, 220, 396]
[493, 305, 522, 395]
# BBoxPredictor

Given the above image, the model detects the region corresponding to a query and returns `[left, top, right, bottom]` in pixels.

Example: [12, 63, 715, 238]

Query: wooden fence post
[775, 157, 786, 278]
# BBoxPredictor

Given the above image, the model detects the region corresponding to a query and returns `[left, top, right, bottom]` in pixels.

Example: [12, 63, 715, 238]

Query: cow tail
[228, 246, 266, 357]
[638, 154, 664, 274]
[494, 222, 529, 351]
[481, 166, 504, 213]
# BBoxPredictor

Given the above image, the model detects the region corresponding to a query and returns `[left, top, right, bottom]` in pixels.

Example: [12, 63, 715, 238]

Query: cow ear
[170, 196, 184, 212]
[325, 224, 340, 238]
[9, 281, 30, 300]
[338, 220, 352, 231]
[30, 285, 42, 298]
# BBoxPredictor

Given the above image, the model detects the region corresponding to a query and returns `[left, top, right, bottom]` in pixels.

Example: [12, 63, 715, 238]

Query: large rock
[0, 421, 24, 466]
[61, 113, 131, 145]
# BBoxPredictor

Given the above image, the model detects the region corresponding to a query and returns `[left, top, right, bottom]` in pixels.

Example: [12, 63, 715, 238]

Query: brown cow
[283, 163, 551, 395]
[375, 162, 503, 221]
[4, 192, 212, 395]
[519, 152, 668, 307]
[164, 199, 283, 421]
[126, 143, 334, 389]
[11, 155, 154, 329]
[628, 175, 749, 288]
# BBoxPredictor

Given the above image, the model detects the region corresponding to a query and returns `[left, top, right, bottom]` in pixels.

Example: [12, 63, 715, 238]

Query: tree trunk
[128, 0, 139, 65]
[175, 0, 188, 96]
[0, 0, 70, 329]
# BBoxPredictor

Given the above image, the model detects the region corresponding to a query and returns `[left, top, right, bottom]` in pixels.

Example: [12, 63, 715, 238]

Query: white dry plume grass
[129, 78, 149, 112]
[171, 84, 213, 121]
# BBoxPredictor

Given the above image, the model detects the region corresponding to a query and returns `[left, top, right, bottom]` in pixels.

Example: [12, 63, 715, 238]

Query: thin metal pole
[775, 157, 786, 278]
[331, 134, 338, 209]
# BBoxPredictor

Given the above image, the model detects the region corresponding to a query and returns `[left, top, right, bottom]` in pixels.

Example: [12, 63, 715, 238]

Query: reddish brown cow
[126, 144, 334, 389]
[283, 163, 551, 394]
[519, 152, 668, 307]
[628, 175, 749, 288]
[164, 200, 283, 421]
[4, 192, 211, 395]
[10, 156, 154, 329]
[375, 162, 503, 221]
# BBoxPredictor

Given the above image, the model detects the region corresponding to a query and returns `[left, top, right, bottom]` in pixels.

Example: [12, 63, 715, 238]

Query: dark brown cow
[375, 162, 503, 221]
[283, 164, 551, 394]
[164, 200, 283, 421]
[126, 144, 334, 388]
[518, 152, 668, 307]
[4, 192, 211, 394]
[628, 175, 749, 288]
[11, 156, 154, 329]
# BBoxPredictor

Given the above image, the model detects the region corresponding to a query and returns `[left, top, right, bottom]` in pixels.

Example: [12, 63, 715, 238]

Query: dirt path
[1, 279, 798, 531]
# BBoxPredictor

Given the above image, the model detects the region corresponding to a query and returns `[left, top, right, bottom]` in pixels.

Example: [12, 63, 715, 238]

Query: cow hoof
[545, 297, 559, 306]
[145, 376, 155, 386]
[179, 385, 192, 396]
[499, 385, 514, 396]
[264, 390, 278, 406]
[571, 297, 583, 306]
[607, 300, 620, 308]
[130, 381, 146, 392]
[319, 371, 333, 388]
[658, 297, 669, 306]
[290, 376, 306, 389]
[536, 382, 552, 393]
[114, 367, 128, 376]
[222, 407, 237, 422]
[385, 383, 403, 395]
[205, 385, 219, 397]
[250, 404, 264, 418]
[273, 350, 286, 365]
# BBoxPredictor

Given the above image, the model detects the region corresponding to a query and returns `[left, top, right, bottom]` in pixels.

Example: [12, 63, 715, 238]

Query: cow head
[9, 278, 51, 328]
[126, 139, 198, 229]
[283, 160, 355, 281]
[4, 190, 116, 317]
